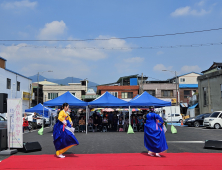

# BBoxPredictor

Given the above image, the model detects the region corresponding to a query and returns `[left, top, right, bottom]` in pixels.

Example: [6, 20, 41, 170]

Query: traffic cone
[181, 120, 184, 126]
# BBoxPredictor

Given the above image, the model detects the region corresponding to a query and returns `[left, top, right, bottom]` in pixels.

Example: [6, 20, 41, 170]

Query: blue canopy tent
[88, 91, 129, 108]
[43, 91, 88, 133]
[129, 91, 171, 108]
[25, 103, 51, 117]
[43, 91, 88, 107]
[130, 94, 140, 101]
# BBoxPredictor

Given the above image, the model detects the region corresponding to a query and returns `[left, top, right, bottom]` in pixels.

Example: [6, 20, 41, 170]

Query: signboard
[7, 98, 23, 148]
[171, 98, 177, 104]
[22, 91, 31, 101]
[82, 95, 100, 99]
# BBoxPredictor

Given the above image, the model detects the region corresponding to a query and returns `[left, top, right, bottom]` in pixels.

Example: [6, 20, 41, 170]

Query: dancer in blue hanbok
[53, 103, 79, 158]
[144, 106, 168, 157]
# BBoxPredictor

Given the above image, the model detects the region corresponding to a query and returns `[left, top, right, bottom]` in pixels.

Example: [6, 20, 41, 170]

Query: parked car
[167, 113, 183, 123]
[204, 111, 222, 129]
[184, 113, 211, 127]
[0, 115, 7, 129]
[22, 113, 50, 129]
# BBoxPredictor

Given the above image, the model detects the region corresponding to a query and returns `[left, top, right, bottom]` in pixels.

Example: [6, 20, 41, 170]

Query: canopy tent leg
[86, 106, 88, 134]
[129, 106, 131, 125]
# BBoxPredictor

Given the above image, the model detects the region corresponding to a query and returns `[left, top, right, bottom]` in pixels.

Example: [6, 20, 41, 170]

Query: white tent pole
[86, 106, 88, 134]
[170, 106, 172, 125]
[42, 104, 44, 134]
[129, 106, 131, 125]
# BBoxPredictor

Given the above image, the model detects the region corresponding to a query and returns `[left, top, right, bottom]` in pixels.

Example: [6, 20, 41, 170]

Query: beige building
[143, 81, 178, 105]
[42, 81, 87, 102]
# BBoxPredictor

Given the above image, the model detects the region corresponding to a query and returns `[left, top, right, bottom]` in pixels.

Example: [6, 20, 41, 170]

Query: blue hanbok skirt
[144, 122, 168, 153]
[53, 120, 79, 154]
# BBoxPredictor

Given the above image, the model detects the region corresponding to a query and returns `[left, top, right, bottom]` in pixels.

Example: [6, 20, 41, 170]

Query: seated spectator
[79, 117, 86, 132]
[108, 112, 113, 130]
[113, 115, 118, 131]
[73, 116, 79, 127]
[102, 116, 108, 131]
[94, 116, 101, 132]
[88, 116, 93, 126]
[124, 116, 129, 132]
[137, 116, 144, 131]
[131, 116, 138, 127]
[118, 117, 124, 132]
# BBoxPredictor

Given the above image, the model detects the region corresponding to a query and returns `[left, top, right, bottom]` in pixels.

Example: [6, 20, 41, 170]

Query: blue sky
[0, 0, 222, 84]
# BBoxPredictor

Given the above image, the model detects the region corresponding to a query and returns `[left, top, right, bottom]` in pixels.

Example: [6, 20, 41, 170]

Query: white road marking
[167, 141, 205, 143]
[23, 126, 51, 134]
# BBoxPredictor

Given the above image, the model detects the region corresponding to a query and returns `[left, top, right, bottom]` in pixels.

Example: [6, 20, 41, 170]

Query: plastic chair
[133, 124, 137, 132]
[103, 126, 107, 132]
[139, 125, 143, 132]
[88, 125, 93, 132]
[75, 126, 79, 132]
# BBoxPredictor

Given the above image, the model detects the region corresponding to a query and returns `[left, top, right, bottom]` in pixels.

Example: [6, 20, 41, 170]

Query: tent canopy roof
[88, 91, 129, 108]
[25, 103, 51, 117]
[43, 91, 88, 107]
[129, 91, 171, 108]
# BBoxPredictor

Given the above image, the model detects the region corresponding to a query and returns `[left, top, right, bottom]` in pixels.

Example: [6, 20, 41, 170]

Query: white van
[203, 111, 222, 129]
[167, 113, 183, 123]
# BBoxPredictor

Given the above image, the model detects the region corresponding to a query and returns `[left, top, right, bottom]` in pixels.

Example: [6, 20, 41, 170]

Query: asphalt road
[1, 125, 222, 161]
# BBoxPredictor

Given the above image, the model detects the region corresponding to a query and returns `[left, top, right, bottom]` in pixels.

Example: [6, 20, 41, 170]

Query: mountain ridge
[29, 75, 98, 91]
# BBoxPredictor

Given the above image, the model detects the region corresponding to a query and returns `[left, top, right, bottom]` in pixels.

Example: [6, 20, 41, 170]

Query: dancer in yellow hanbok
[53, 103, 79, 158]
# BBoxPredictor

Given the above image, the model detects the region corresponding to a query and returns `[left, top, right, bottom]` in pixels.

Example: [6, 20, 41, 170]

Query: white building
[42, 81, 88, 102]
[0, 57, 32, 113]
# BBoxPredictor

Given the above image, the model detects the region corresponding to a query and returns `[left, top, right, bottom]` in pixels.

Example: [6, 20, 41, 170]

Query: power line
[0, 42, 221, 50]
[1, 27, 222, 42]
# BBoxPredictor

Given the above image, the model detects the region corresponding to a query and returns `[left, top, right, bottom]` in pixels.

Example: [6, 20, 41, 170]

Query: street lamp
[162, 70, 178, 106]
[37, 70, 53, 104]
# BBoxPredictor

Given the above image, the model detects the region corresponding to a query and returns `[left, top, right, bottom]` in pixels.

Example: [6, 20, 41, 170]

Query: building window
[7, 78, 11, 89]
[121, 92, 133, 99]
[109, 92, 118, 98]
[72, 93, 76, 96]
[184, 90, 190, 98]
[17, 81, 20, 91]
[48, 93, 58, 99]
[180, 78, 185, 82]
[161, 90, 173, 97]
[221, 84, 222, 98]
[203, 87, 207, 106]
[146, 90, 155, 96]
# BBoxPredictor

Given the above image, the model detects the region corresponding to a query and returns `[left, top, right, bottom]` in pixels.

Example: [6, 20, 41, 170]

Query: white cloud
[153, 64, 173, 72]
[180, 65, 201, 73]
[0, 33, 132, 78]
[38, 20, 67, 39]
[197, 0, 205, 6]
[157, 51, 164, 55]
[171, 5, 211, 17]
[1, 0, 37, 9]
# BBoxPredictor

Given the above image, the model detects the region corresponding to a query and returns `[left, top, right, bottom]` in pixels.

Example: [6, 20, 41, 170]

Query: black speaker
[22, 142, 42, 152]
[0, 93, 8, 113]
[0, 128, 7, 151]
[204, 140, 222, 149]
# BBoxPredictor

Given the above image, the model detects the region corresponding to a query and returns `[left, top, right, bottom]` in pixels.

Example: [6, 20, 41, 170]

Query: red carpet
[0, 153, 221, 170]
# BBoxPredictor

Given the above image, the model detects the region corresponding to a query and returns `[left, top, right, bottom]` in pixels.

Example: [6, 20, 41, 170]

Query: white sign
[7, 98, 23, 148]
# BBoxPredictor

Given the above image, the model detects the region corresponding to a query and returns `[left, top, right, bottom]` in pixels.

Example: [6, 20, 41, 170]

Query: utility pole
[175, 71, 178, 106]
[139, 73, 144, 95]
[37, 72, 39, 104]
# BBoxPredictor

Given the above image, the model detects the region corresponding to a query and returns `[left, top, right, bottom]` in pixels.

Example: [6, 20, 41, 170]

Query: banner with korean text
[7, 98, 23, 148]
